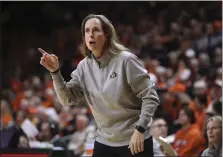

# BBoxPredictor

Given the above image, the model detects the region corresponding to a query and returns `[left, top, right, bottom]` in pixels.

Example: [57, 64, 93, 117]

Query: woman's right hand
[38, 48, 59, 73]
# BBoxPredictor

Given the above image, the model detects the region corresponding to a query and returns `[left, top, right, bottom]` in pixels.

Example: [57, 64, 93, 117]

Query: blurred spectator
[201, 116, 222, 157]
[172, 106, 205, 157]
[15, 110, 26, 127]
[189, 96, 207, 131]
[205, 80, 222, 121]
[67, 114, 89, 156]
[37, 122, 59, 142]
[151, 118, 168, 156]
[0, 100, 14, 130]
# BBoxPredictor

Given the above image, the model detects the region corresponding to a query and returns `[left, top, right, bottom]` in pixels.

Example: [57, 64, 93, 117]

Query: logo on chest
[109, 72, 117, 79]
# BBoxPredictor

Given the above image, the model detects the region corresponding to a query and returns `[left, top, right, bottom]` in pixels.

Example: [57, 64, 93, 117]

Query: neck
[212, 141, 221, 149]
[92, 50, 103, 59]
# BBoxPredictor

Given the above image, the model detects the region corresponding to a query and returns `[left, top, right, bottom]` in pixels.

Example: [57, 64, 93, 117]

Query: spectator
[151, 118, 168, 156]
[67, 114, 89, 156]
[206, 79, 222, 118]
[15, 110, 26, 127]
[172, 106, 205, 157]
[193, 80, 211, 107]
[201, 116, 222, 157]
[37, 122, 59, 142]
[0, 100, 14, 130]
[189, 96, 207, 131]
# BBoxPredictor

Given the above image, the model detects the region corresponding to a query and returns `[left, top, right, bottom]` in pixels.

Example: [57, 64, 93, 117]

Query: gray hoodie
[51, 51, 160, 146]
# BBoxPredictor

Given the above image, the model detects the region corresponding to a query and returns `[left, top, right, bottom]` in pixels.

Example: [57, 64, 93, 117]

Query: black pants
[92, 136, 153, 157]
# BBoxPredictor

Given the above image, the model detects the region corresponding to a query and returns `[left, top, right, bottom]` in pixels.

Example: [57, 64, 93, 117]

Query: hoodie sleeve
[51, 63, 84, 106]
[125, 54, 160, 129]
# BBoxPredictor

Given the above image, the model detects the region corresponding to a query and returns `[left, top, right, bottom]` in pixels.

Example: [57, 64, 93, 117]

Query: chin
[208, 139, 214, 143]
[208, 141, 215, 146]
[87, 46, 93, 51]
[88, 47, 96, 53]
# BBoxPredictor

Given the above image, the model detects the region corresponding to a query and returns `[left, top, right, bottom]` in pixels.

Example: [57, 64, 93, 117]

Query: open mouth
[89, 41, 96, 45]
[208, 135, 215, 140]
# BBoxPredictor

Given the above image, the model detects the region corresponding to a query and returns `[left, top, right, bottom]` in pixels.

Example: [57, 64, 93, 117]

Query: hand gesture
[38, 48, 59, 73]
[128, 129, 144, 155]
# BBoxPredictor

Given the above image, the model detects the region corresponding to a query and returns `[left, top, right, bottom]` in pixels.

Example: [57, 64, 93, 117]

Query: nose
[89, 30, 94, 38]
[160, 127, 166, 133]
[207, 129, 213, 135]
[89, 32, 93, 37]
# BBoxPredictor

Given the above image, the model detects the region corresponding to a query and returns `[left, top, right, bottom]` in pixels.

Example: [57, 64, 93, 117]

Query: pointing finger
[38, 48, 48, 55]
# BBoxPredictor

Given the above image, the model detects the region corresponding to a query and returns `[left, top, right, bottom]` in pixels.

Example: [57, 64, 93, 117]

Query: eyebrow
[85, 26, 100, 30]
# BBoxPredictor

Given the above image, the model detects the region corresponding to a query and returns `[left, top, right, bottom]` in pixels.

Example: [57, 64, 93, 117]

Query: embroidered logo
[109, 72, 117, 79]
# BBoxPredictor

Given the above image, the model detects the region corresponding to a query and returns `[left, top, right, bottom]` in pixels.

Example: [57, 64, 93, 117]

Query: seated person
[201, 116, 222, 157]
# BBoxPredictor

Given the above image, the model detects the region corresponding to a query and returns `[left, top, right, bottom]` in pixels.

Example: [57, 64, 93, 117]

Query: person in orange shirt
[173, 106, 205, 157]
[189, 96, 207, 131]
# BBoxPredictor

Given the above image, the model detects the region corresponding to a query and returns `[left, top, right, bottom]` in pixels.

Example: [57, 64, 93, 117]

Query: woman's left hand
[128, 129, 144, 155]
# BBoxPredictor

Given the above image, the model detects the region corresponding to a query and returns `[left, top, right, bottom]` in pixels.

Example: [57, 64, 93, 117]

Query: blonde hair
[206, 116, 222, 148]
[80, 14, 128, 57]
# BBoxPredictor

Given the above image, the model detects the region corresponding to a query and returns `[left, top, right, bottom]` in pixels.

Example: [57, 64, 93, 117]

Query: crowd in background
[1, 1, 222, 157]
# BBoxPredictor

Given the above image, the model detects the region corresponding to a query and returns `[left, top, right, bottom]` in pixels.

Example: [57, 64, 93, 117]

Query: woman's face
[84, 18, 106, 58]
[207, 120, 222, 145]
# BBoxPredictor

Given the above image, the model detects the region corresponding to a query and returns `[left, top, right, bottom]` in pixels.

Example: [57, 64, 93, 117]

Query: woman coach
[39, 14, 160, 157]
